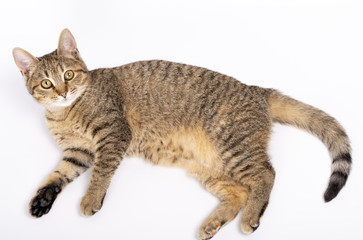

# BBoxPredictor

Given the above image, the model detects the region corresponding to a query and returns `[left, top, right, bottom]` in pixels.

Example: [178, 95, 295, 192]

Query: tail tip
[324, 184, 340, 202]
[324, 176, 347, 202]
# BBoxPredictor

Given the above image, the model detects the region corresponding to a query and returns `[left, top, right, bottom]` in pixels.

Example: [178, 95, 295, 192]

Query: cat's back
[114, 60, 269, 124]
[112, 60, 270, 137]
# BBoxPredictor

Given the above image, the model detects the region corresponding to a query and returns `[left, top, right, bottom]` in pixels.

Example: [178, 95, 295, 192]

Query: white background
[0, 0, 362, 239]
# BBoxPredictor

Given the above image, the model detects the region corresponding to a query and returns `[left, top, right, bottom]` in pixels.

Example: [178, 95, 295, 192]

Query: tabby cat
[13, 29, 351, 240]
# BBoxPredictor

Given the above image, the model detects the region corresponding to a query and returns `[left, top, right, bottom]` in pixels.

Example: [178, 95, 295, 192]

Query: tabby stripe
[64, 177, 72, 183]
[139, 62, 146, 78]
[223, 77, 232, 92]
[63, 157, 88, 168]
[238, 164, 253, 173]
[185, 64, 194, 78]
[203, 177, 214, 186]
[199, 102, 207, 113]
[332, 152, 352, 164]
[103, 158, 119, 163]
[55, 170, 67, 179]
[230, 164, 254, 178]
[238, 172, 253, 182]
[221, 133, 249, 156]
[93, 168, 112, 178]
[207, 72, 217, 82]
[67, 95, 83, 116]
[94, 163, 117, 173]
[74, 69, 88, 73]
[92, 120, 118, 137]
[64, 148, 95, 159]
[95, 132, 125, 146]
[153, 60, 161, 73]
[221, 132, 233, 144]
[31, 85, 38, 94]
[46, 116, 61, 122]
[230, 148, 263, 163]
[162, 62, 172, 81]
[331, 171, 348, 181]
[98, 151, 121, 158]
[96, 141, 116, 153]
[208, 108, 219, 121]
[106, 109, 119, 115]
[226, 145, 262, 168]
[84, 119, 94, 133]
[240, 102, 253, 111]
[230, 150, 265, 173]
[225, 149, 246, 163]
[199, 69, 208, 79]
[92, 125, 106, 137]
[96, 135, 110, 146]
[145, 61, 152, 77]
[208, 99, 219, 119]
[54, 171, 68, 186]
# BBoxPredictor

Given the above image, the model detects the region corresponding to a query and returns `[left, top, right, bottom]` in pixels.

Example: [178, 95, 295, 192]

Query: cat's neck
[45, 105, 72, 121]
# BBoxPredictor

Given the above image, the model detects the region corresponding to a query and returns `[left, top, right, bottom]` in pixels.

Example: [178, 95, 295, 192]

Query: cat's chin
[53, 98, 76, 107]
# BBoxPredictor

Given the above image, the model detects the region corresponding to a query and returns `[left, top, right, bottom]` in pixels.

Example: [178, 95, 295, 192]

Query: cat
[12, 29, 351, 240]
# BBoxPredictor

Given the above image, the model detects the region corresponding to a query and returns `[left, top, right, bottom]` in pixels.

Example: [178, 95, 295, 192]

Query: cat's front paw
[80, 192, 106, 216]
[198, 218, 223, 240]
[29, 185, 61, 217]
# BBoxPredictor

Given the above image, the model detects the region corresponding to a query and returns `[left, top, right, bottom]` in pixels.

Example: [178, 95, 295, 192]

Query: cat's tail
[267, 89, 351, 202]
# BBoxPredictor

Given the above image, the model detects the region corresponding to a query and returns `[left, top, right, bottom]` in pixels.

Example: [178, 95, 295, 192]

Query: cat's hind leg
[197, 175, 248, 240]
[230, 159, 275, 234]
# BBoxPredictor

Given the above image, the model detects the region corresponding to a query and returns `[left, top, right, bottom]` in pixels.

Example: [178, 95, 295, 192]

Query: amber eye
[40, 79, 53, 89]
[64, 70, 74, 81]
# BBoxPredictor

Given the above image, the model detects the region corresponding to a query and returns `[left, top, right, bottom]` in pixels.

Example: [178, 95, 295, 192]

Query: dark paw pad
[30, 185, 61, 217]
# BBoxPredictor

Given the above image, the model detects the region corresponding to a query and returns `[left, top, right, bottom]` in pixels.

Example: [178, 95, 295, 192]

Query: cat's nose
[59, 91, 67, 98]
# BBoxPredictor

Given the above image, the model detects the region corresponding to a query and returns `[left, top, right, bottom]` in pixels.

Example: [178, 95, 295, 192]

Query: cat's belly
[126, 126, 224, 176]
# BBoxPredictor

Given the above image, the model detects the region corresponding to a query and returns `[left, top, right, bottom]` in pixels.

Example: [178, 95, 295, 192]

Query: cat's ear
[57, 28, 80, 59]
[12, 47, 39, 79]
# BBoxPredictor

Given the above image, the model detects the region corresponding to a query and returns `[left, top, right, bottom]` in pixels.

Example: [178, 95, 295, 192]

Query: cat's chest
[46, 117, 92, 150]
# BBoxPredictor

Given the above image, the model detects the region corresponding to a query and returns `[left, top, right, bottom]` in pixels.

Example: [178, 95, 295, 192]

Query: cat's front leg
[79, 149, 125, 216]
[80, 122, 131, 216]
[30, 147, 94, 217]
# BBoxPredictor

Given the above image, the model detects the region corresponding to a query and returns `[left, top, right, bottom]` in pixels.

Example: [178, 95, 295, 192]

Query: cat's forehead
[39, 53, 72, 66]
[35, 53, 79, 75]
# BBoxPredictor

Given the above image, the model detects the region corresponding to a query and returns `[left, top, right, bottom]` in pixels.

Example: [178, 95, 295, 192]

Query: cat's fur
[13, 29, 351, 239]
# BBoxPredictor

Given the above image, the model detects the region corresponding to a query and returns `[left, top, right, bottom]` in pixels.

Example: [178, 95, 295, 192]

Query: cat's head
[13, 29, 89, 110]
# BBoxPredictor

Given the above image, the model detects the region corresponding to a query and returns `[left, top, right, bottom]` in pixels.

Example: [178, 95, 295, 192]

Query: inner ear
[12, 48, 38, 78]
[57, 28, 79, 59]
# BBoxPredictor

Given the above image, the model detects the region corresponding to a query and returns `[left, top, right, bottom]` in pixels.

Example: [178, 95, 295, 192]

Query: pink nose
[59, 91, 67, 98]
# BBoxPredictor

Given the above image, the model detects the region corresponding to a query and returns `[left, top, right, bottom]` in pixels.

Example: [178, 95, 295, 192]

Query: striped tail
[267, 89, 352, 202]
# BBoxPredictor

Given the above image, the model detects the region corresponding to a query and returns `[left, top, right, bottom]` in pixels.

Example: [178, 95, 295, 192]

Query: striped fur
[268, 91, 352, 202]
[13, 29, 352, 240]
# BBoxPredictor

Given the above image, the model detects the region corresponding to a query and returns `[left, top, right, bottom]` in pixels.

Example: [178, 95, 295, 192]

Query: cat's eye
[64, 70, 74, 81]
[40, 79, 53, 89]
